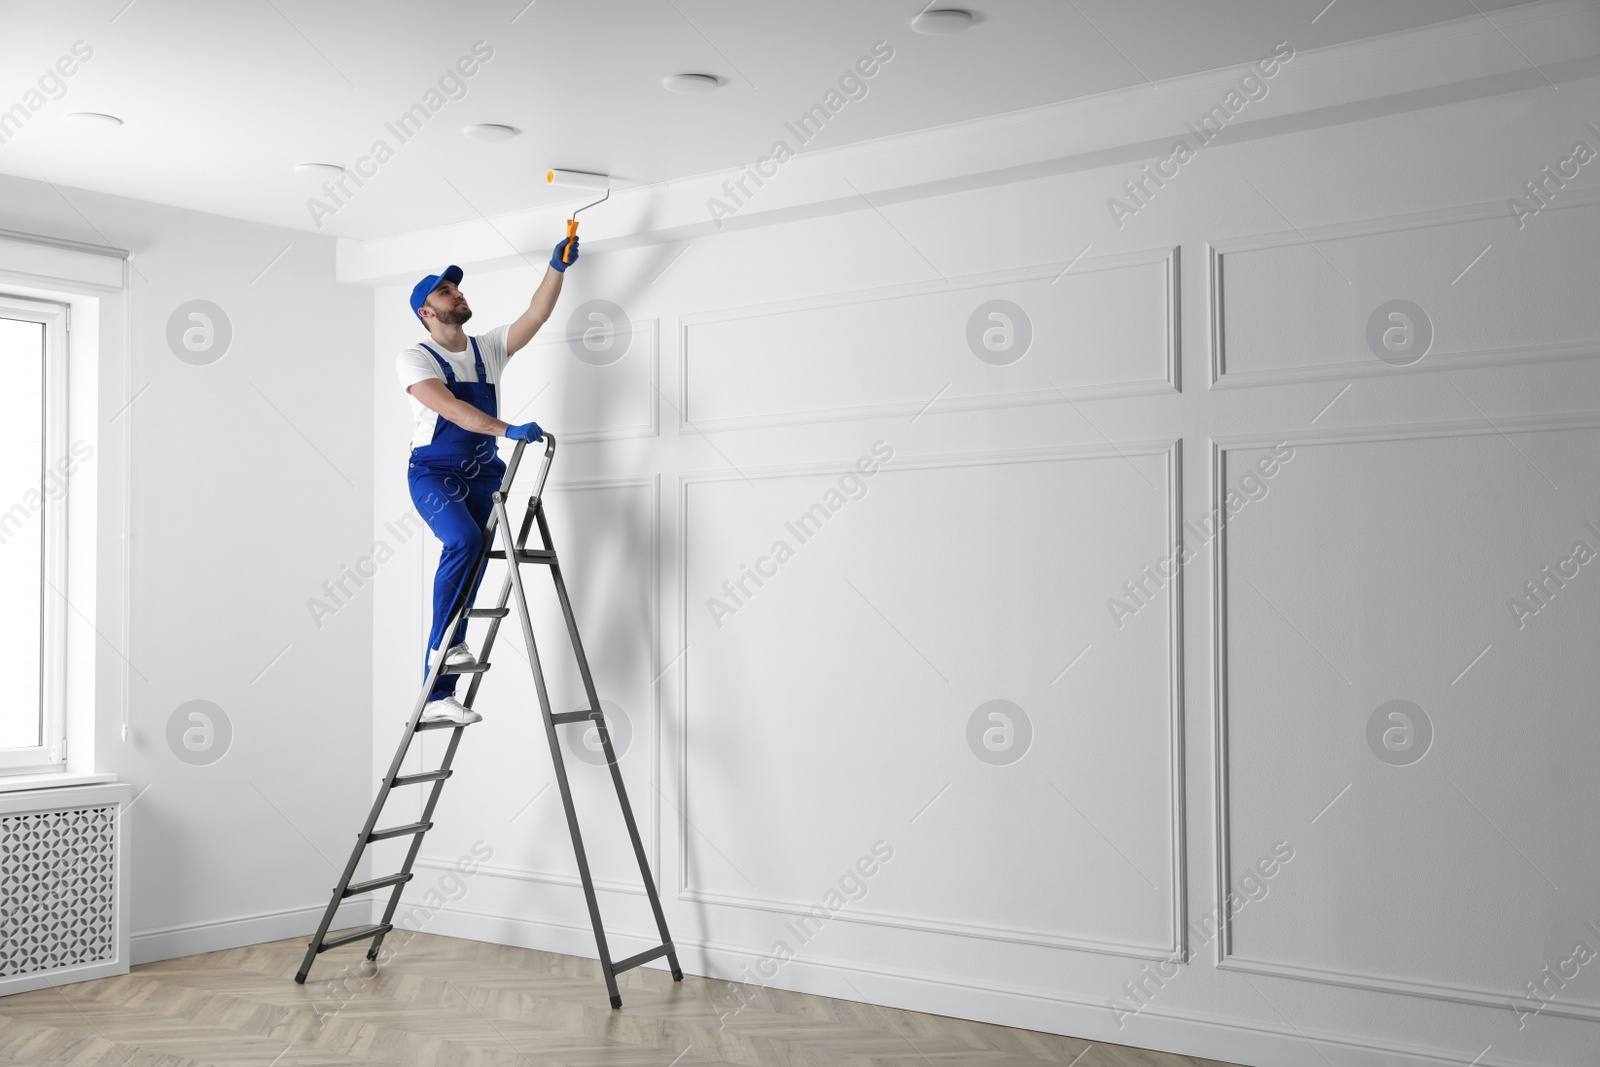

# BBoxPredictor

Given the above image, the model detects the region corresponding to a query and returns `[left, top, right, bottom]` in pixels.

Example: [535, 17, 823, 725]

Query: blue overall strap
[416, 342, 457, 385]
[469, 336, 487, 383]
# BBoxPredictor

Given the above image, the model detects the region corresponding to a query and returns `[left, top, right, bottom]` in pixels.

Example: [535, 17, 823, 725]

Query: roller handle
[563, 219, 578, 264]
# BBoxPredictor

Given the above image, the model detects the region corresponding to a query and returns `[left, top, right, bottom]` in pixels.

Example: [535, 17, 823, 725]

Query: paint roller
[546, 169, 610, 265]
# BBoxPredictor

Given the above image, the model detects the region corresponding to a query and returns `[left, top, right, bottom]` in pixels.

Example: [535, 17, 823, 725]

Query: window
[0, 298, 69, 774]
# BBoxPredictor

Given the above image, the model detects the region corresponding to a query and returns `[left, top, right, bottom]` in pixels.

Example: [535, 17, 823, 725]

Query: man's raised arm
[507, 236, 580, 356]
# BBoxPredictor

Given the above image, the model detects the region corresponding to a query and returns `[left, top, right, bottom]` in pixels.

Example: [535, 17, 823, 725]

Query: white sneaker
[421, 697, 482, 726]
[442, 642, 477, 669]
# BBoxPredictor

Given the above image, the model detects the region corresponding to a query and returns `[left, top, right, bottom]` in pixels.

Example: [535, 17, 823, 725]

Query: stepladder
[295, 435, 682, 1008]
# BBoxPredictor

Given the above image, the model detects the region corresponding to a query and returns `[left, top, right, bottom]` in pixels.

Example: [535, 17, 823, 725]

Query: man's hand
[549, 236, 579, 272]
[506, 421, 544, 443]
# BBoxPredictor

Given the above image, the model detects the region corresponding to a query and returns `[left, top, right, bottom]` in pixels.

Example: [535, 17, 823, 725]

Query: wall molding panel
[1209, 188, 1600, 389]
[1211, 414, 1600, 1023]
[679, 247, 1179, 432]
[676, 441, 1186, 962]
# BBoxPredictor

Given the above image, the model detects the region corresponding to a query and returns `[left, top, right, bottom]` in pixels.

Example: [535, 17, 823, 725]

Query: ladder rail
[365, 723, 467, 960]
[295, 606, 466, 980]
[537, 504, 683, 982]
[460, 496, 543, 709]
[493, 490, 624, 1007]
[295, 438, 540, 983]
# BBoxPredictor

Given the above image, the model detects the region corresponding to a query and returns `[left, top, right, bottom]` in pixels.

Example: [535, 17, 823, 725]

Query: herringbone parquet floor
[0, 932, 1244, 1066]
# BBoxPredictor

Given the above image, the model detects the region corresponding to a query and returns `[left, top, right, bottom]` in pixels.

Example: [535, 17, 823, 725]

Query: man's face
[423, 280, 472, 326]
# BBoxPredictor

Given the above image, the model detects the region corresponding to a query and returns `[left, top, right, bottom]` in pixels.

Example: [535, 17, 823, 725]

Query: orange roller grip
[563, 219, 578, 264]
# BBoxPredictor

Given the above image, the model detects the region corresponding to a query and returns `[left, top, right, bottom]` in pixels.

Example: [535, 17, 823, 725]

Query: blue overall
[407, 337, 505, 702]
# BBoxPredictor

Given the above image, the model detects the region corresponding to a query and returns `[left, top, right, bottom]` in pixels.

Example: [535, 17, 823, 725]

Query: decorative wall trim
[677, 247, 1179, 433]
[1208, 437, 1233, 974]
[1208, 187, 1600, 389]
[424, 906, 1552, 1067]
[1218, 953, 1600, 1025]
[1212, 408, 1600, 452]
[676, 440, 1186, 961]
[1211, 412, 1600, 1021]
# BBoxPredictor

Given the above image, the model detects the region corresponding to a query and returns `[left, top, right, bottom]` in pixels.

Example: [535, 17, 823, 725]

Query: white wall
[0, 174, 375, 961]
[358, 11, 1600, 1067]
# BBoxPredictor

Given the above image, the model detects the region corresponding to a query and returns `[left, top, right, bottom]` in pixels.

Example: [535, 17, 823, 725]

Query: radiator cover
[0, 783, 132, 995]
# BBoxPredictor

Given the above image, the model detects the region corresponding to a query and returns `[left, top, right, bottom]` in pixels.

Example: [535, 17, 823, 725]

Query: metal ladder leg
[493, 490, 626, 1007]
[535, 502, 683, 989]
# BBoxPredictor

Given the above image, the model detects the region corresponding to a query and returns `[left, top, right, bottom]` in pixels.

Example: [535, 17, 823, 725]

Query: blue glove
[550, 236, 579, 272]
[506, 421, 544, 443]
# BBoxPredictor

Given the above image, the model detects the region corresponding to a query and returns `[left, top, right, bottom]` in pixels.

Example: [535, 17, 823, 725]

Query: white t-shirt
[395, 325, 511, 451]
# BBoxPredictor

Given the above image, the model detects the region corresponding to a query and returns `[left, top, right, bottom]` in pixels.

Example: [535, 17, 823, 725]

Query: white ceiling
[0, 0, 1544, 240]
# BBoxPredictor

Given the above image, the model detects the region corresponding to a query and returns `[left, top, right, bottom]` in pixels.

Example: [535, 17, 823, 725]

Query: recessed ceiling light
[294, 162, 345, 177]
[662, 73, 723, 94]
[66, 112, 123, 128]
[463, 123, 521, 142]
[911, 8, 975, 34]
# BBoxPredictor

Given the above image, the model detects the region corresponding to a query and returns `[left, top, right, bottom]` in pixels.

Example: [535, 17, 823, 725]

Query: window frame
[0, 295, 70, 775]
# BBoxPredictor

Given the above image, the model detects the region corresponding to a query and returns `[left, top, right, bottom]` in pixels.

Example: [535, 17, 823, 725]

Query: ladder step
[393, 768, 453, 787]
[466, 607, 509, 619]
[613, 943, 674, 975]
[368, 821, 433, 842]
[487, 549, 557, 564]
[550, 710, 598, 725]
[416, 718, 471, 732]
[318, 923, 393, 953]
[444, 662, 491, 675]
[344, 872, 413, 898]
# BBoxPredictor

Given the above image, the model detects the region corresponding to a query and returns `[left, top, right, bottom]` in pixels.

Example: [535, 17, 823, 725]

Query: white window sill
[0, 771, 117, 794]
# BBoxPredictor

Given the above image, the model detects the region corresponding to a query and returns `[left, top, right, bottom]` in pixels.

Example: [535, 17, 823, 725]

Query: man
[395, 234, 578, 725]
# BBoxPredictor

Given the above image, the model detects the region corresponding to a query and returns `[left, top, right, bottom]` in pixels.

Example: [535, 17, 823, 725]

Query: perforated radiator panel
[0, 805, 118, 978]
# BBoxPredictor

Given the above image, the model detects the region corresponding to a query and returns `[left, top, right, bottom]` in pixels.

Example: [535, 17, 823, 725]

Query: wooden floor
[0, 931, 1244, 1066]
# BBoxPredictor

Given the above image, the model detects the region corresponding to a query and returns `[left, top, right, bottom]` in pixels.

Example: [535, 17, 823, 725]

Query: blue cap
[409, 265, 464, 320]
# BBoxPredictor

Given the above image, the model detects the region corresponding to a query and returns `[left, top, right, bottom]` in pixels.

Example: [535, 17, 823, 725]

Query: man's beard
[435, 305, 473, 326]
